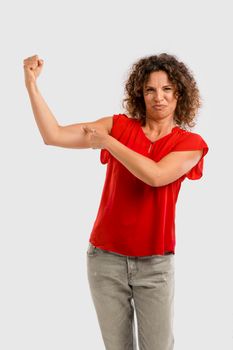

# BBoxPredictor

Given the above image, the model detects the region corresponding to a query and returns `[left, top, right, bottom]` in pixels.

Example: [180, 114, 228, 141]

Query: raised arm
[23, 54, 113, 148]
[46, 116, 113, 149]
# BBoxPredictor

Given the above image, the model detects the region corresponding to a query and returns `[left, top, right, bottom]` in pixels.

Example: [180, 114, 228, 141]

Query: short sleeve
[171, 132, 209, 180]
[100, 114, 129, 164]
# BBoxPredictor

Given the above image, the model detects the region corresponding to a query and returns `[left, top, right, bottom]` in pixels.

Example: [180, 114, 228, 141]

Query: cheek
[143, 96, 150, 104]
[168, 96, 178, 105]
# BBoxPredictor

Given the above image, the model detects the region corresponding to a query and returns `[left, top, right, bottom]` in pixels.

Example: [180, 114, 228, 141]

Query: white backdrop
[1, 0, 232, 349]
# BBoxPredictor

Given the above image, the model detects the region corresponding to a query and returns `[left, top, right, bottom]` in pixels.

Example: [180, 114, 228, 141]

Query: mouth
[152, 105, 166, 109]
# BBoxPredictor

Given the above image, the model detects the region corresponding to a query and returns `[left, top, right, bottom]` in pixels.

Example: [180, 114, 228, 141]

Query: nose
[153, 90, 164, 102]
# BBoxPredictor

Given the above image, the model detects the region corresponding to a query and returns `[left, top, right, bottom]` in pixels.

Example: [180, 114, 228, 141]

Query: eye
[146, 87, 171, 92]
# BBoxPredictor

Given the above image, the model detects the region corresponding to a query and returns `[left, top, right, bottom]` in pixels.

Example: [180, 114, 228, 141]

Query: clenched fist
[23, 54, 44, 88]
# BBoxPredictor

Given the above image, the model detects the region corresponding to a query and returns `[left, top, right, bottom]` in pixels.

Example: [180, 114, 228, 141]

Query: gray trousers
[86, 242, 175, 350]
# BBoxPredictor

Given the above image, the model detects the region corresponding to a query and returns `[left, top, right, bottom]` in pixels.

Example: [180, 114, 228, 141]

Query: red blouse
[88, 114, 209, 256]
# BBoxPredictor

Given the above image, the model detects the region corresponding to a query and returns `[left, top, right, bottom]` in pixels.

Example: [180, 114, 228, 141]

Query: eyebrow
[144, 84, 173, 88]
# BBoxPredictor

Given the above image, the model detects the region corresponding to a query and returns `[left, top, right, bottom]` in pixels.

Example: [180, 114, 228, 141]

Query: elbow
[149, 164, 165, 187]
[151, 176, 180, 187]
[150, 171, 163, 187]
[43, 134, 56, 145]
[43, 128, 60, 146]
[43, 138, 50, 145]
[151, 175, 167, 187]
[149, 176, 159, 187]
[151, 179, 160, 187]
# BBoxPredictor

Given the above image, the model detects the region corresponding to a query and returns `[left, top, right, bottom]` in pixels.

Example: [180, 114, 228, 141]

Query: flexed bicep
[46, 116, 113, 149]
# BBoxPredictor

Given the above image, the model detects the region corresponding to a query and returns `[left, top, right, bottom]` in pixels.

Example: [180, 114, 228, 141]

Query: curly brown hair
[122, 53, 202, 130]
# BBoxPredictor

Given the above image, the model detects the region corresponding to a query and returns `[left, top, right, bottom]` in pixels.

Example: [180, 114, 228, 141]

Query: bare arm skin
[46, 115, 113, 149]
[81, 124, 204, 187]
[24, 55, 113, 148]
[102, 134, 203, 187]
[24, 55, 203, 187]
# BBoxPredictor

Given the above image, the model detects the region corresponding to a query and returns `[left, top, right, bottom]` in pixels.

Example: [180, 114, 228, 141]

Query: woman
[23, 53, 209, 350]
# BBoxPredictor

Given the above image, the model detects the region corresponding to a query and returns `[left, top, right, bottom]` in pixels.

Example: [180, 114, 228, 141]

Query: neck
[144, 116, 177, 135]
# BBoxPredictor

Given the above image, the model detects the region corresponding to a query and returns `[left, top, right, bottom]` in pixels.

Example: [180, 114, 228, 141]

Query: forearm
[104, 135, 159, 186]
[26, 82, 60, 144]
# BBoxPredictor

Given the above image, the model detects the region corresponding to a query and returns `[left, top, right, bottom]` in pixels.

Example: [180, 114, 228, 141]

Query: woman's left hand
[81, 125, 109, 149]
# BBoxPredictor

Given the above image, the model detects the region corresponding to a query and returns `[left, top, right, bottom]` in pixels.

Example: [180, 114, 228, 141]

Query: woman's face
[143, 70, 179, 121]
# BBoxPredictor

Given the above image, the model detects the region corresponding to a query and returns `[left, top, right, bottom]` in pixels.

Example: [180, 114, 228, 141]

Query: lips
[153, 104, 166, 108]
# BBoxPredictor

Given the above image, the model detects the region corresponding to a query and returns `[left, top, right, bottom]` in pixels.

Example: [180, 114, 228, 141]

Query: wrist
[25, 80, 38, 93]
